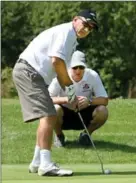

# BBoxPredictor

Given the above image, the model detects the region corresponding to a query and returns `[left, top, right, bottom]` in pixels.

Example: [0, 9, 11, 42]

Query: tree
[1, 1, 136, 98]
[1, 1, 33, 68]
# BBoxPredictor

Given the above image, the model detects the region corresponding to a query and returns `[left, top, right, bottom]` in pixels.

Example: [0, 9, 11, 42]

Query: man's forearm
[91, 97, 108, 106]
[51, 96, 68, 104]
[52, 57, 73, 89]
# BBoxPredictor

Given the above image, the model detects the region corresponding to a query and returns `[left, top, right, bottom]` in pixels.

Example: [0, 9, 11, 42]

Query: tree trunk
[128, 77, 136, 98]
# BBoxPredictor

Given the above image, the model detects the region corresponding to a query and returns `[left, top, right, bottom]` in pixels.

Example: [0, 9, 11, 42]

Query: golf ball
[104, 169, 112, 174]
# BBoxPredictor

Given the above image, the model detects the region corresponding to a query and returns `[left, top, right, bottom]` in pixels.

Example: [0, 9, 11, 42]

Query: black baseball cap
[78, 9, 98, 31]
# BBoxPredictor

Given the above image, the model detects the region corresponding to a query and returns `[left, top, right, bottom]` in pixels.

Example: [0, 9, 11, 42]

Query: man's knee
[93, 105, 108, 123]
[39, 115, 57, 128]
[54, 104, 64, 118]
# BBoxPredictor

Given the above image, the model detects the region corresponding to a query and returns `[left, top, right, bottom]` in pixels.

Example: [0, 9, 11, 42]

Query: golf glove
[65, 84, 78, 110]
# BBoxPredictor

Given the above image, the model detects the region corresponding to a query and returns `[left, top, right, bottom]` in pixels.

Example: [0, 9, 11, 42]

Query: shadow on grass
[74, 171, 136, 176]
[65, 140, 136, 153]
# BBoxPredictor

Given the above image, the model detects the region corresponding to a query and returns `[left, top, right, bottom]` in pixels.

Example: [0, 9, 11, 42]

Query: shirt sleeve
[91, 71, 108, 97]
[48, 78, 62, 97]
[48, 32, 67, 61]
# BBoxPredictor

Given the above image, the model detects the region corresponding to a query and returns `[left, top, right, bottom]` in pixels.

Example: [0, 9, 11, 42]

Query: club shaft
[78, 112, 104, 173]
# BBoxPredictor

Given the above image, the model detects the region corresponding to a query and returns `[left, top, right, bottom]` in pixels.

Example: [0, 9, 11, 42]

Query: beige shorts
[12, 59, 56, 122]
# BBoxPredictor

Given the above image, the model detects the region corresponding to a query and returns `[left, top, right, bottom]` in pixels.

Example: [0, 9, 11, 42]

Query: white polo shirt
[19, 22, 78, 85]
[48, 68, 108, 108]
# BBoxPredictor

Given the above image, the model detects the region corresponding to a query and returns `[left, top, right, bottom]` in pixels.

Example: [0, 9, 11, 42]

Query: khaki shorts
[12, 59, 56, 122]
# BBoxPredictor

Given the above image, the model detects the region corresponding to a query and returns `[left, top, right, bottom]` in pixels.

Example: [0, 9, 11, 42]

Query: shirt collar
[69, 22, 77, 38]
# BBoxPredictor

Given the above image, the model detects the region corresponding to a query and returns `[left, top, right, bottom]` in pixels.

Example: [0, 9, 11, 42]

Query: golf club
[77, 112, 105, 174]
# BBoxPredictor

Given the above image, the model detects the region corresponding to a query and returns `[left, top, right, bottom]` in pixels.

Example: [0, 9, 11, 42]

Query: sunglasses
[79, 17, 94, 32]
[72, 66, 85, 70]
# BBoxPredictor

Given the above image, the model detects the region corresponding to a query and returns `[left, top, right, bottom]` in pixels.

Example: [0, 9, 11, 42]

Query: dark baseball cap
[78, 9, 98, 30]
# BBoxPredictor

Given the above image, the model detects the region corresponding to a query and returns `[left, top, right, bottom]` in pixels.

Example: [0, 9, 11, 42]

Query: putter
[77, 112, 105, 174]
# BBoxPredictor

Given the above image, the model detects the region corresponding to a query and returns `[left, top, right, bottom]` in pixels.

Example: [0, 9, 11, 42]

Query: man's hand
[77, 96, 90, 111]
[65, 85, 78, 110]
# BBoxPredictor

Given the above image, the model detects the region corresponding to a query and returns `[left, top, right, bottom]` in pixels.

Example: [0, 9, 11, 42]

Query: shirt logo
[83, 84, 90, 89]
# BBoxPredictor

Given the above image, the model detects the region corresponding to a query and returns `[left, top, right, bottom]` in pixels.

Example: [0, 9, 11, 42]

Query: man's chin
[74, 77, 81, 82]
[77, 30, 89, 38]
[77, 30, 84, 38]
[77, 33, 88, 39]
[77, 33, 84, 38]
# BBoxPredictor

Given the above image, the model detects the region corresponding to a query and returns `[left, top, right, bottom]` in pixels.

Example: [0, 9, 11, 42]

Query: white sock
[40, 149, 51, 167]
[31, 145, 40, 166]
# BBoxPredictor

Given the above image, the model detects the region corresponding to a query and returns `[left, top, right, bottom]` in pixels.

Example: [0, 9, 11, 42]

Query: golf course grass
[2, 164, 136, 183]
[2, 98, 136, 182]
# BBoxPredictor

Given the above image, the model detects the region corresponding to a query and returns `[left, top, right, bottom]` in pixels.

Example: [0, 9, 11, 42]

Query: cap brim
[71, 62, 86, 68]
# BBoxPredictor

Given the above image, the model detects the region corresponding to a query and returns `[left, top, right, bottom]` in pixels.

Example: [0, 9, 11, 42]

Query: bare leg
[29, 115, 56, 171]
[37, 115, 56, 149]
[54, 104, 64, 136]
[37, 114, 73, 176]
[87, 105, 108, 134]
[53, 105, 66, 147]
[37, 115, 57, 168]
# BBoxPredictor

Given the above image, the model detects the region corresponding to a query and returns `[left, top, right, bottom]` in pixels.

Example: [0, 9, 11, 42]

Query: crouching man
[48, 50, 108, 147]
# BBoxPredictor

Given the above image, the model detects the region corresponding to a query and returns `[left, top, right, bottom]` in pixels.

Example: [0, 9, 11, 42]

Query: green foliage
[80, 2, 136, 98]
[1, 1, 33, 68]
[1, 1, 136, 98]
[1, 67, 17, 98]
[30, 2, 81, 34]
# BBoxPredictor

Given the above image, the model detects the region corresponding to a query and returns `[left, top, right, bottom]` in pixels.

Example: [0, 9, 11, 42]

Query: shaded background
[1, 1, 136, 98]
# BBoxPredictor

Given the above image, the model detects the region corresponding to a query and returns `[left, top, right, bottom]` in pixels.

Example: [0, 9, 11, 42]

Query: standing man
[48, 50, 108, 147]
[12, 10, 99, 176]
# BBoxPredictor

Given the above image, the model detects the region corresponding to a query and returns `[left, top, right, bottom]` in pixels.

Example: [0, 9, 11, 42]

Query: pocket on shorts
[27, 70, 38, 81]
[26, 68, 44, 88]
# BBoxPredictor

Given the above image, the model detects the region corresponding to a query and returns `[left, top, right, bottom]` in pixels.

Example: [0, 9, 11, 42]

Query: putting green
[2, 164, 136, 183]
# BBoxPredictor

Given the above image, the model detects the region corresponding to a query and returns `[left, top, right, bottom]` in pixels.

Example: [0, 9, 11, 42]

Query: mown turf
[2, 164, 136, 183]
[2, 99, 136, 182]
[2, 98, 136, 164]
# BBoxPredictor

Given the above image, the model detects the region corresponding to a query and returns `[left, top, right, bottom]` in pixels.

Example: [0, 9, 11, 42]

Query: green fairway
[2, 99, 136, 164]
[2, 164, 136, 183]
[2, 99, 136, 182]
